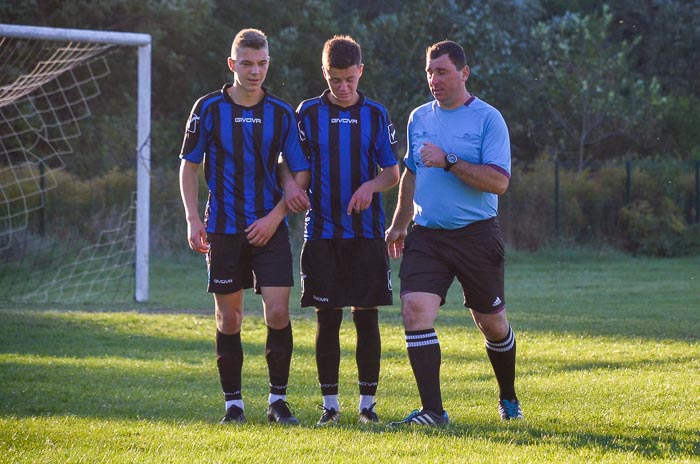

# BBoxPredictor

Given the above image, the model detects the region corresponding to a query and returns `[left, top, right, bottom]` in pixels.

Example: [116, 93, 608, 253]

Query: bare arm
[245, 196, 288, 247]
[346, 164, 400, 215]
[278, 159, 310, 212]
[179, 159, 209, 254]
[246, 162, 310, 247]
[420, 142, 509, 194]
[449, 161, 509, 194]
[385, 168, 416, 259]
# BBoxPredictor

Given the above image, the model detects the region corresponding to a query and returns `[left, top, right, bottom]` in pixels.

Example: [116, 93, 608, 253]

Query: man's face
[229, 46, 269, 92]
[323, 64, 363, 107]
[426, 53, 469, 108]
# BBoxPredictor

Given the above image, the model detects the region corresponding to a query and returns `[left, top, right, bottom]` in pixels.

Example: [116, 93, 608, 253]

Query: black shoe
[387, 408, 449, 427]
[267, 399, 300, 425]
[358, 402, 380, 423]
[316, 405, 341, 426]
[220, 405, 246, 424]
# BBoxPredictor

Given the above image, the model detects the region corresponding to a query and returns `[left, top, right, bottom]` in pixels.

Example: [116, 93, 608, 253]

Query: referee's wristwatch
[444, 153, 458, 171]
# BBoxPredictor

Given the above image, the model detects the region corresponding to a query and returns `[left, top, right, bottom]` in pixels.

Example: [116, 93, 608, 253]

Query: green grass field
[1, 249, 699, 463]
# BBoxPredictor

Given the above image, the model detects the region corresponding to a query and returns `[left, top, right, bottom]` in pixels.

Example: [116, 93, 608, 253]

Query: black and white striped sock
[405, 328, 443, 414]
[485, 325, 517, 400]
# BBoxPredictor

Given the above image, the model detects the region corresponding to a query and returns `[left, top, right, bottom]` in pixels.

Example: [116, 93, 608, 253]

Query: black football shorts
[206, 224, 293, 294]
[300, 237, 393, 309]
[399, 218, 506, 313]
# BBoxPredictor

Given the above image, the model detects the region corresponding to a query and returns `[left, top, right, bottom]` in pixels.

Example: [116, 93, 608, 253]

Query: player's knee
[264, 304, 290, 329]
[400, 297, 433, 330]
[216, 309, 243, 333]
[475, 314, 510, 340]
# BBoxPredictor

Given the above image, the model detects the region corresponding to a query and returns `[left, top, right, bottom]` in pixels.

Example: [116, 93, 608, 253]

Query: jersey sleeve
[179, 97, 208, 164]
[376, 108, 399, 168]
[402, 111, 417, 174]
[281, 109, 310, 173]
[482, 109, 511, 176]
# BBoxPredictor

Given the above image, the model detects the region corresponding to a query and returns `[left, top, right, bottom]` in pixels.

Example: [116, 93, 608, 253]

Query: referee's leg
[401, 292, 444, 415]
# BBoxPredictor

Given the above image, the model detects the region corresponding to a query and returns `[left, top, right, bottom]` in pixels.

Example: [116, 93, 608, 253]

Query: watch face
[447, 153, 458, 163]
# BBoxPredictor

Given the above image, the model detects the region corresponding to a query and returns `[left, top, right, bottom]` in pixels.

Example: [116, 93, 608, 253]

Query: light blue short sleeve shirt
[404, 97, 511, 229]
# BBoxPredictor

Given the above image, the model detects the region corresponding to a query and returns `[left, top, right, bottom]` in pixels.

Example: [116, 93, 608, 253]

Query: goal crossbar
[0, 23, 152, 302]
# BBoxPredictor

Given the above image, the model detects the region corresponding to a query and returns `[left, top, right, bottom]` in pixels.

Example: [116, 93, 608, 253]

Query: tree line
[4, 0, 698, 176]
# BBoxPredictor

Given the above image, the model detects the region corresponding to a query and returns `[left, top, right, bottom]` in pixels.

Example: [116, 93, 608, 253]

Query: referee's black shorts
[300, 237, 393, 309]
[399, 218, 506, 313]
[206, 224, 293, 295]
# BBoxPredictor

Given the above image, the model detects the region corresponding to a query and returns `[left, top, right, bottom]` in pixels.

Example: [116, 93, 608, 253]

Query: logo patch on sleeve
[187, 113, 200, 133]
[388, 123, 397, 144]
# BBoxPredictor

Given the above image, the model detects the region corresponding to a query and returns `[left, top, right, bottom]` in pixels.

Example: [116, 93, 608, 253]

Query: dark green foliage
[4, 0, 699, 255]
[500, 159, 699, 255]
[6, 0, 697, 170]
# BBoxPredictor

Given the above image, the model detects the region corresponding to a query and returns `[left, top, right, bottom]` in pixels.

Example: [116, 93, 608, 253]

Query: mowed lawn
[1, 249, 698, 463]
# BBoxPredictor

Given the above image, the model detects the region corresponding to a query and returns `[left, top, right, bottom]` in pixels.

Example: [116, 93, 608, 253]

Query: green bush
[501, 157, 699, 255]
[620, 198, 690, 256]
[500, 157, 557, 250]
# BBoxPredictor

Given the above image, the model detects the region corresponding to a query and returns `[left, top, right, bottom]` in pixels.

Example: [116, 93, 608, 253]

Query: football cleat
[387, 408, 449, 427]
[498, 399, 523, 420]
[316, 406, 341, 426]
[220, 404, 246, 424]
[267, 399, 300, 425]
[358, 402, 380, 423]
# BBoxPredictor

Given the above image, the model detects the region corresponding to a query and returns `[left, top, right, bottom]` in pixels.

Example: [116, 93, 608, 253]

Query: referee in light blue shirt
[385, 40, 522, 426]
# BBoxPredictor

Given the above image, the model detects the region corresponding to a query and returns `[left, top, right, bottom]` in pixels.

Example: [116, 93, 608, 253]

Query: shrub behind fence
[500, 158, 700, 256]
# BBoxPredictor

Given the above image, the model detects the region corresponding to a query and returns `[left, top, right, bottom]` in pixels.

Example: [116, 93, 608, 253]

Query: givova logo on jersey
[235, 117, 262, 123]
[331, 117, 358, 124]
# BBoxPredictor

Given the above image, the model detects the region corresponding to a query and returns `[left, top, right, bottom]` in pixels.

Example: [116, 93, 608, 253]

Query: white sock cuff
[359, 395, 375, 412]
[323, 394, 340, 411]
[268, 393, 286, 405]
[225, 399, 244, 411]
[485, 325, 515, 352]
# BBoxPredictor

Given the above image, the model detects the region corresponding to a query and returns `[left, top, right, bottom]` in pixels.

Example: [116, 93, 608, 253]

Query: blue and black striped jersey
[297, 90, 398, 240]
[180, 84, 309, 234]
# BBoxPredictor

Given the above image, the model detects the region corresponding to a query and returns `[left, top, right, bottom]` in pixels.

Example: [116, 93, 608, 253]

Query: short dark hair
[426, 40, 467, 70]
[231, 28, 268, 58]
[322, 35, 362, 69]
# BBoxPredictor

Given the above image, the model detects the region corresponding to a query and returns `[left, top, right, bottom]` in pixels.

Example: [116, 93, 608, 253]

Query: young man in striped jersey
[179, 28, 310, 426]
[296, 35, 400, 426]
[385, 40, 521, 425]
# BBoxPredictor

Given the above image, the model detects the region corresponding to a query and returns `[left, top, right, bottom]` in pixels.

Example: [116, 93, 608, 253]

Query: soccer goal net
[0, 24, 151, 304]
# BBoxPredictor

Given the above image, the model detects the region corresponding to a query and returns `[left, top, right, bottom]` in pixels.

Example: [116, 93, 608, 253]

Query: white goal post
[0, 23, 152, 302]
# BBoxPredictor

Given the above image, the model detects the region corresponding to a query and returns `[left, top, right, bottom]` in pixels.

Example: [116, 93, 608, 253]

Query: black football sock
[352, 309, 380, 396]
[485, 325, 517, 401]
[266, 322, 293, 396]
[316, 309, 343, 396]
[216, 329, 243, 401]
[405, 328, 443, 414]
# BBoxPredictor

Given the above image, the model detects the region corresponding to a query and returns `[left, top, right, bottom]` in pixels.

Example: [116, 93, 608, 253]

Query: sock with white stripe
[266, 322, 293, 397]
[485, 325, 517, 400]
[216, 330, 243, 406]
[353, 309, 380, 396]
[405, 328, 443, 414]
[316, 309, 342, 396]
